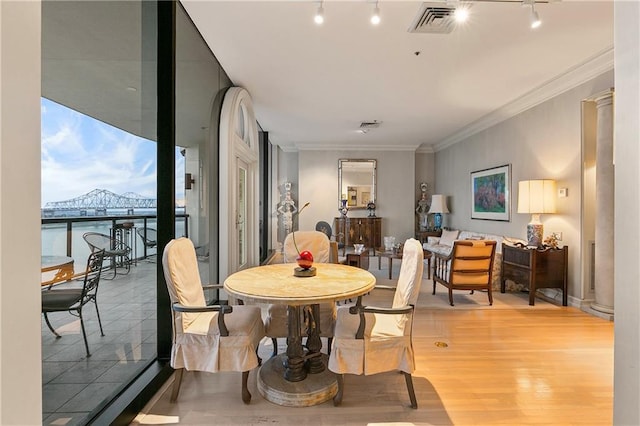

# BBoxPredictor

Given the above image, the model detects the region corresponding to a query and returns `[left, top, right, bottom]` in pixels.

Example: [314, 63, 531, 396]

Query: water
[41, 219, 185, 268]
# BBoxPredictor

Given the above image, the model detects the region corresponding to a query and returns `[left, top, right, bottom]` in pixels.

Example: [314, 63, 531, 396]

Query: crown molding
[276, 143, 421, 152]
[434, 46, 614, 152]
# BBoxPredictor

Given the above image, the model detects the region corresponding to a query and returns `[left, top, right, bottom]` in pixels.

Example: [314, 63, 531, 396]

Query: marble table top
[224, 263, 376, 306]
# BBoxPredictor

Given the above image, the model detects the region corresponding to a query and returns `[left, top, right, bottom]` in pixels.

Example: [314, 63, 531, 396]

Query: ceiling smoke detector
[408, 3, 461, 34]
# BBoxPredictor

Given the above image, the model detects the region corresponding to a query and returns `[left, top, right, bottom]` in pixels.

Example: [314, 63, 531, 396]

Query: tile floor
[42, 259, 158, 426]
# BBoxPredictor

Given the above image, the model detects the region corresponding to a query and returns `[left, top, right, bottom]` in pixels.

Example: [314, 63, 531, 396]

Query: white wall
[433, 70, 614, 305]
[0, 1, 43, 424]
[295, 149, 417, 245]
[613, 1, 640, 423]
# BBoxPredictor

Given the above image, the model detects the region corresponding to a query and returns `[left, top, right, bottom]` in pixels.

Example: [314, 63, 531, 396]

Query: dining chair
[42, 249, 106, 357]
[265, 230, 336, 357]
[162, 237, 264, 404]
[432, 240, 497, 306]
[83, 231, 131, 279]
[328, 238, 424, 408]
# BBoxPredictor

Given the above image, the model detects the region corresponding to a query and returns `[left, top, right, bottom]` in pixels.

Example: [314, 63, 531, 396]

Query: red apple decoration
[296, 250, 314, 269]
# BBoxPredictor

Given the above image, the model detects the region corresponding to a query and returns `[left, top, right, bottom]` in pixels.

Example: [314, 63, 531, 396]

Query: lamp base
[527, 223, 543, 247]
[434, 213, 443, 230]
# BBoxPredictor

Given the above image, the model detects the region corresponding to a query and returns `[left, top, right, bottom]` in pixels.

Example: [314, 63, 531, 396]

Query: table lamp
[517, 180, 556, 247]
[428, 194, 449, 230]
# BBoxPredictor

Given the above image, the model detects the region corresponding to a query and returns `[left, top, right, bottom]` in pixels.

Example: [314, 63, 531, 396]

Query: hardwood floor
[132, 265, 613, 425]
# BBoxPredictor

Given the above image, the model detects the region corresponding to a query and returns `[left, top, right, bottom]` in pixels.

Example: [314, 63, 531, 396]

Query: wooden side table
[415, 229, 442, 244]
[346, 249, 370, 270]
[377, 249, 432, 280]
[501, 243, 568, 306]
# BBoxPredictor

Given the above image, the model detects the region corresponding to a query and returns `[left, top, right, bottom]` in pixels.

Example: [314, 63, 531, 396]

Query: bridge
[43, 189, 156, 217]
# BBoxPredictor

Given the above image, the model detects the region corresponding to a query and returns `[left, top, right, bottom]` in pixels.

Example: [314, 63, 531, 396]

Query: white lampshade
[517, 180, 556, 214]
[517, 180, 556, 247]
[428, 194, 450, 214]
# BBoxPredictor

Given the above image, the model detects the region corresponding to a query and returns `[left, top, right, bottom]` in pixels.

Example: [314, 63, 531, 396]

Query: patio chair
[162, 237, 264, 403]
[42, 249, 106, 357]
[265, 231, 336, 357]
[137, 226, 157, 260]
[432, 240, 497, 306]
[328, 238, 424, 408]
[83, 231, 131, 279]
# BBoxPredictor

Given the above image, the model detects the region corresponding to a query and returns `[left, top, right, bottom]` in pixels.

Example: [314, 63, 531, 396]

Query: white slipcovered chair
[265, 230, 336, 357]
[162, 237, 264, 404]
[328, 238, 424, 408]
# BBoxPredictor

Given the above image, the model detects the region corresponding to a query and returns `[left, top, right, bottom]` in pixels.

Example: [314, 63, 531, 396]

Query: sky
[41, 98, 185, 207]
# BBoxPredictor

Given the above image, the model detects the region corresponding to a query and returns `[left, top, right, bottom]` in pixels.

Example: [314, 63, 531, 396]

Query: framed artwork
[470, 164, 511, 221]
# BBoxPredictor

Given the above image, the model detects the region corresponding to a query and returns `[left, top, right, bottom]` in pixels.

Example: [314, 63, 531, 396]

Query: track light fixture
[314, 1, 324, 25]
[524, 0, 541, 29]
[370, 1, 381, 25]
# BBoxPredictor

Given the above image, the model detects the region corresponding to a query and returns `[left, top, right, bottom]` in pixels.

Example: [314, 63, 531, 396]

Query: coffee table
[377, 248, 432, 280]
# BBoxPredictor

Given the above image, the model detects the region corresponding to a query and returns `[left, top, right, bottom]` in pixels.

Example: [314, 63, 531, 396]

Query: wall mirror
[338, 159, 376, 209]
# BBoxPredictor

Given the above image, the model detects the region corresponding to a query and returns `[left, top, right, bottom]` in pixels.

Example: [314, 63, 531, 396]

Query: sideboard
[334, 216, 382, 254]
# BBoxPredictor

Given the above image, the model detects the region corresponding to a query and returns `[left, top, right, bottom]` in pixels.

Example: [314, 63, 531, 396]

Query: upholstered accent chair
[432, 240, 497, 306]
[328, 238, 424, 408]
[265, 230, 337, 357]
[162, 238, 264, 404]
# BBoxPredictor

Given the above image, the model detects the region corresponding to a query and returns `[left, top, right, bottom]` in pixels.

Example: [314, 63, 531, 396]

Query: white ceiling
[182, 0, 613, 152]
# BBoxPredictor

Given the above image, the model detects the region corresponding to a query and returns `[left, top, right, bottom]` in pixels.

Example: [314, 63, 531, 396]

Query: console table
[334, 216, 382, 254]
[501, 243, 568, 306]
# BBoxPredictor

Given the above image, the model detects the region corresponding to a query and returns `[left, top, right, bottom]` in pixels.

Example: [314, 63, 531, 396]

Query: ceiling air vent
[358, 120, 381, 134]
[359, 121, 381, 129]
[408, 3, 457, 34]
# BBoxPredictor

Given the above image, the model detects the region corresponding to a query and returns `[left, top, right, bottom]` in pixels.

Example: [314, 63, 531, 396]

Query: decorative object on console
[428, 194, 449, 230]
[339, 199, 348, 218]
[277, 182, 297, 236]
[517, 179, 556, 247]
[471, 164, 511, 221]
[367, 201, 376, 217]
[416, 182, 430, 231]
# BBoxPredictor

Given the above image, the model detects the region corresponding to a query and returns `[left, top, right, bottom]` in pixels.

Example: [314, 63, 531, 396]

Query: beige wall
[0, 1, 43, 423]
[433, 69, 614, 306]
[288, 149, 419, 245]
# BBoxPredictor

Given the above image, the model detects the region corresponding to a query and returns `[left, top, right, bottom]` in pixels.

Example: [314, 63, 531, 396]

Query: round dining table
[41, 255, 75, 286]
[224, 262, 376, 407]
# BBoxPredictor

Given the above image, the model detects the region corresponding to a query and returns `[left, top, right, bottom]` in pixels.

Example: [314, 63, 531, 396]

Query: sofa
[422, 229, 523, 291]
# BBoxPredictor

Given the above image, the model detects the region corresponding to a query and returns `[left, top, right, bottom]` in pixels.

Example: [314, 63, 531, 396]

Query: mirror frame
[338, 159, 377, 210]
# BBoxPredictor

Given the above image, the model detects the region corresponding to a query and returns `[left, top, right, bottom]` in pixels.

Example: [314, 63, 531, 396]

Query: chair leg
[170, 368, 184, 403]
[94, 301, 105, 337]
[103, 255, 117, 280]
[432, 280, 436, 295]
[448, 288, 454, 306]
[327, 336, 333, 355]
[78, 310, 91, 357]
[333, 374, 344, 406]
[488, 287, 493, 306]
[403, 371, 418, 409]
[43, 313, 61, 338]
[241, 370, 251, 404]
[271, 337, 278, 357]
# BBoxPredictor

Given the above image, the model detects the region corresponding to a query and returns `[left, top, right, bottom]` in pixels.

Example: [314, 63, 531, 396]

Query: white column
[0, 1, 43, 424]
[613, 1, 640, 423]
[591, 92, 614, 314]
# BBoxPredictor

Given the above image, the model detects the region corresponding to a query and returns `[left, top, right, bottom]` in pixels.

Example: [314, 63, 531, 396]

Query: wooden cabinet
[501, 243, 568, 306]
[334, 217, 382, 253]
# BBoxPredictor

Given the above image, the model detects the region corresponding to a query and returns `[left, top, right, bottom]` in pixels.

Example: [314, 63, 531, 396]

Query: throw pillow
[439, 229, 459, 246]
